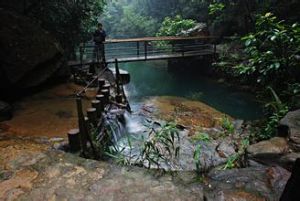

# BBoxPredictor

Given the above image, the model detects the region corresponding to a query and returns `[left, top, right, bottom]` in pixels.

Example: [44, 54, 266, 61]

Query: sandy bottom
[0, 83, 97, 138]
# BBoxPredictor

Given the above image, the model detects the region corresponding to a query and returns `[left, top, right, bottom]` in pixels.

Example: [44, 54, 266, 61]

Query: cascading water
[103, 109, 127, 144]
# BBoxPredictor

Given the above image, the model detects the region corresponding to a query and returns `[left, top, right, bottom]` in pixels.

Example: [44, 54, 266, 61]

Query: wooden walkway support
[68, 58, 131, 157]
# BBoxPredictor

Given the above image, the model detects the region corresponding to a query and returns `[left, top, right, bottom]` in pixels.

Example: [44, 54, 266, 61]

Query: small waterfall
[124, 112, 144, 134]
[104, 109, 127, 144]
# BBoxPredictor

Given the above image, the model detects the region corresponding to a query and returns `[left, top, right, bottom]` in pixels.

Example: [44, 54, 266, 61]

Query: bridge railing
[74, 36, 219, 65]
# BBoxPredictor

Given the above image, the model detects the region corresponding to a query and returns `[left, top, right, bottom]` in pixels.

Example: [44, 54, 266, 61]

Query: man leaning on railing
[93, 22, 106, 63]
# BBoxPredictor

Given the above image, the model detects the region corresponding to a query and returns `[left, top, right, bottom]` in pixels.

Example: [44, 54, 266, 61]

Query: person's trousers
[93, 43, 105, 62]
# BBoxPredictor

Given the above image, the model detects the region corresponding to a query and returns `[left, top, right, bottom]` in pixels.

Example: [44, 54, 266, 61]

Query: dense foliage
[1, 0, 106, 58]
[238, 13, 300, 95]
[223, 13, 300, 139]
[102, 1, 157, 38]
[156, 15, 197, 37]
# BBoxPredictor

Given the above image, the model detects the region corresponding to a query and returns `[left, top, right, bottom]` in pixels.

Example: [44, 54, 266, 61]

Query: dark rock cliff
[0, 8, 66, 90]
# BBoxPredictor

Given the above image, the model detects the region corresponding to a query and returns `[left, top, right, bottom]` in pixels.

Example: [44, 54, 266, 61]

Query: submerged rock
[143, 96, 230, 135]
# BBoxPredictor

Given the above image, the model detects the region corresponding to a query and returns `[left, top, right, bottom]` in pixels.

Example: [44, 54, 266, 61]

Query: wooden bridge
[68, 36, 218, 66]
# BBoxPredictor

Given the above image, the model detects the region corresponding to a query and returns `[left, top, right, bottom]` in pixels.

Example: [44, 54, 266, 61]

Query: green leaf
[270, 35, 276, 41]
[245, 39, 252, 46]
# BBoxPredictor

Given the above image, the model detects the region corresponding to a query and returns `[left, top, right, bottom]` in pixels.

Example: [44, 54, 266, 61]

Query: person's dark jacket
[93, 29, 106, 45]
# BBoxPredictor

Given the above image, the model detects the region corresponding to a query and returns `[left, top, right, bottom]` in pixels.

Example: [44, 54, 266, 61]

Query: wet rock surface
[279, 109, 300, 151]
[0, 136, 205, 201]
[0, 134, 292, 201]
[143, 96, 230, 134]
[205, 166, 290, 201]
[247, 137, 289, 158]
[0, 83, 96, 137]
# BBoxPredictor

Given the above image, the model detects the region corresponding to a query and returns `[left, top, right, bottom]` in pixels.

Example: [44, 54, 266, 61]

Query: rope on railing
[76, 67, 108, 97]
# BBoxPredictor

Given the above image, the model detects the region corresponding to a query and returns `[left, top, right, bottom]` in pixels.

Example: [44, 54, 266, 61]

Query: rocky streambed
[0, 83, 299, 200]
[0, 131, 291, 201]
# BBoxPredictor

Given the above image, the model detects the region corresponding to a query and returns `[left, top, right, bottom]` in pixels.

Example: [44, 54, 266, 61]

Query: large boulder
[247, 137, 290, 167]
[0, 9, 64, 89]
[279, 109, 300, 151]
[247, 137, 289, 158]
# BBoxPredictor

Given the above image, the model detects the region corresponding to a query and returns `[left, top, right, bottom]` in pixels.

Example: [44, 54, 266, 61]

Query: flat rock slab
[0, 136, 204, 201]
[0, 135, 291, 201]
[0, 83, 95, 137]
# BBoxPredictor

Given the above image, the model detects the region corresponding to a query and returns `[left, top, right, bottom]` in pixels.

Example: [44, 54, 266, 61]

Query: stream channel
[107, 60, 263, 171]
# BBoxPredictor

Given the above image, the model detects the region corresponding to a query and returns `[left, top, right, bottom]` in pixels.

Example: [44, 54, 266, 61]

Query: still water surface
[120, 60, 263, 120]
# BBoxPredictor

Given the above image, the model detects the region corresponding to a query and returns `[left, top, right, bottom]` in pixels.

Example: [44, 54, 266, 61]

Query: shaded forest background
[101, 0, 300, 38]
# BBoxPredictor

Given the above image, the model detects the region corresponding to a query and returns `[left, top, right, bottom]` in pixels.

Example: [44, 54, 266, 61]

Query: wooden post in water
[96, 94, 105, 109]
[98, 79, 105, 93]
[67, 128, 81, 152]
[91, 100, 102, 118]
[76, 97, 87, 153]
[102, 84, 111, 95]
[87, 108, 97, 127]
[101, 89, 110, 105]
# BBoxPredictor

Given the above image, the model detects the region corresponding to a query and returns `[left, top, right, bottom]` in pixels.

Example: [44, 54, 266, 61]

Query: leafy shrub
[140, 122, 181, 169]
[208, 2, 225, 17]
[193, 144, 202, 174]
[156, 15, 197, 37]
[236, 13, 300, 93]
[221, 115, 235, 135]
[191, 132, 211, 142]
[259, 87, 289, 140]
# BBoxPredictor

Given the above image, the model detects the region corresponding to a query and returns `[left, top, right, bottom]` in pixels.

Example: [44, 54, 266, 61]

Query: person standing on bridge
[93, 23, 107, 63]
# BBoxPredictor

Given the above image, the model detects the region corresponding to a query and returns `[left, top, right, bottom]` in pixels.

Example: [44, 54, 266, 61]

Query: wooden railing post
[79, 43, 84, 69]
[76, 97, 87, 154]
[213, 43, 217, 61]
[115, 59, 121, 95]
[137, 41, 140, 57]
[171, 43, 175, 53]
[144, 41, 148, 60]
